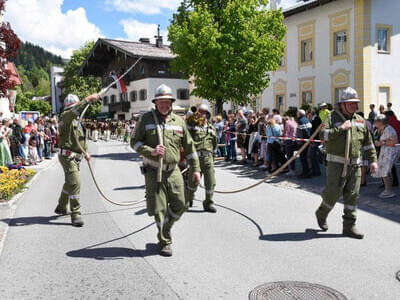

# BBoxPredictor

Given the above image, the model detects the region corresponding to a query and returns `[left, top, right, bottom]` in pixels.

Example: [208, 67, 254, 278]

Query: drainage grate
[249, 281, 347, 300]
[396, 271, 400, 282]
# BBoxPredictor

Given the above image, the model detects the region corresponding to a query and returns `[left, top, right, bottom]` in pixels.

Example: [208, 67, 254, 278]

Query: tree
[29, 100, 51, 116]
[63, 41, 102, 119]
[169, 0, 286, 113]
[0, 0, 21, 94]
[14, 86, 32, 112]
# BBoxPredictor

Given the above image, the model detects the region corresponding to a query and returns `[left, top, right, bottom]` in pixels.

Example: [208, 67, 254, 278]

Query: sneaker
[288, 170, 297, 176]
[259, 165, 268, 170]
[378, 191, 396, 199]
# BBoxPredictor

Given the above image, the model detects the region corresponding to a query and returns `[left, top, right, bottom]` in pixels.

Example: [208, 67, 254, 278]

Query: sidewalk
[0, 156, 59, 255]
[216, 158, 400, 222]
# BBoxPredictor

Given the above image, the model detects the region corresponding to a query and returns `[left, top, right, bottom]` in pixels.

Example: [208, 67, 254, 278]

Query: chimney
[139, 38, 150, 44]
[155, 24, 163, 48]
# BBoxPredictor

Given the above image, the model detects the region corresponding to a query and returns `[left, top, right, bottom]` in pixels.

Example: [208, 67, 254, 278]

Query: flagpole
[99, 56, 143, 97]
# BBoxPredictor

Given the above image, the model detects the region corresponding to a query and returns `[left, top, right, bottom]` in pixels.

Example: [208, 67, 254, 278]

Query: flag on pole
[110, 71, 127, 93]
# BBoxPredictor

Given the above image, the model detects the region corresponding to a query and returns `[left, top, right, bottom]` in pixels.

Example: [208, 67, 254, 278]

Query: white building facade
[102, 77, 190, 120]
[50, 66, 64, 114]
[262, 0, 400, 116]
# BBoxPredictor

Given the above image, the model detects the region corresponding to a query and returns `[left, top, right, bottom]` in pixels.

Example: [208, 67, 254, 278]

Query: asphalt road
[0, 140, 400, 299]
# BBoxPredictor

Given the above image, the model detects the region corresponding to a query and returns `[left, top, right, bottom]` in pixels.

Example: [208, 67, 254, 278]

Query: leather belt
[143, 157, 176, 172]
[326, 154, 361, 165]
[198, 151, 213, 157]
[60, 149, 83, 160]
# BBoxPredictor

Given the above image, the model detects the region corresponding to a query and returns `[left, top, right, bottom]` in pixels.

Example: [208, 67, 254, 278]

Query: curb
[0, 157, 58, 208]
[0, 157, 58, 256]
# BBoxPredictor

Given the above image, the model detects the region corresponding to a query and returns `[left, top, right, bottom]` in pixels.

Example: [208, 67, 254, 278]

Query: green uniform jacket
[131, 111, 200, 172]
[320, 110, 377, 163]
[187, 123, 218, 154]
[58, 100, 88, 154]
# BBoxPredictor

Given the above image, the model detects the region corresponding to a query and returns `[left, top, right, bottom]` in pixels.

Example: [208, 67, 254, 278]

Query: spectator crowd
[211, 102, 400, 199]
[0, 115, 59, 167]
[1, 101, 398, 201]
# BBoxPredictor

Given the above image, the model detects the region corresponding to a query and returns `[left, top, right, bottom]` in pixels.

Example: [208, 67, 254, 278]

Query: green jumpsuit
[56, 100, 89, 217]
[186, 123, 218, 208]
[317, 110, 377, 229]
[131, 110, 200, 247]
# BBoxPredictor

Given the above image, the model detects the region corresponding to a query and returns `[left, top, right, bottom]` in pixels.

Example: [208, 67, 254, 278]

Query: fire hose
[200, 123, 325, 194]
[74, 58, 145, 207]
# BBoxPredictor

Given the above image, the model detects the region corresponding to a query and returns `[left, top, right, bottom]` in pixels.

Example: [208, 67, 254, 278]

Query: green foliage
[63, 41, 102, 118]
[169, 0, 286, 112]
[14, 86, 51, 115]
[284, 106, 298, 118]
[300, 104, 312, 112]
[29, 100, 51, 116]
[15, 86, 32, 112]
[12, 41, 64, 71]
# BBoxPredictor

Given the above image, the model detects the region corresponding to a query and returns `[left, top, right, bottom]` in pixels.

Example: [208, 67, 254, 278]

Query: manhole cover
[249, 281, 347, 300]
[396, 271, 400, 282]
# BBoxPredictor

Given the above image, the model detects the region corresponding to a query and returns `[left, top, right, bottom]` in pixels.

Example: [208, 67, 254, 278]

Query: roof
[79, 38, 174, 77]
[103, 38, 174, 60]
[283, 0, 336, 17]
[6, 62, 22, 86]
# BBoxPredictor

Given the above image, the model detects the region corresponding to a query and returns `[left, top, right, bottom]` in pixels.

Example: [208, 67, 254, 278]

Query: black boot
[343, 226, 364, 239]
[71, 215, 84, 227]
[159, 244, 173, 257]
[315, 211, 328, 231]
[203, 203, 217, 213]
[54, 205, 67, 215]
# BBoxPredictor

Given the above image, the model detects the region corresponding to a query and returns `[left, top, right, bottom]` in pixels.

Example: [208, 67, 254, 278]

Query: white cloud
[120, 19, 169, 44]
[3, 0, 102, 58]
[106, 0, 181, 15]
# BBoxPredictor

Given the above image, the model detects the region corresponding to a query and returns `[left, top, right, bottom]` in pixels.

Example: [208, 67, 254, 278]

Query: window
[334, 31, 347, 56]
[177, 89, 190, 100]
[301, 39, 312, 62]
[302, 91, 312, 106]
[139, 89, 147, 101]
[130, 90, 137, 102]
[378, 87, 390, 107]
[120, 93, 128, 102]
[110, 95, 116, 104]
[275, 95, 284, 113]
[103, 96, 108, 106]
[335, 87, 346, 103]
[158, 64, 167, 75]
[140, 65, 145, 76]
[377, 28, 388, 52]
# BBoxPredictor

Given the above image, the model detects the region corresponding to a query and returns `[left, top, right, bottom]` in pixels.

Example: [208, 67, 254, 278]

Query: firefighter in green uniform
[54, 93, 100, 227]
[186, 103, 218, 212]
[316, 87, 378, 239]
[131, 84, 201, 256]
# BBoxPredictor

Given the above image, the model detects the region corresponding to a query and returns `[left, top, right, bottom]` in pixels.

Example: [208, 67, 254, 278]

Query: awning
[96, 111, 114, 119]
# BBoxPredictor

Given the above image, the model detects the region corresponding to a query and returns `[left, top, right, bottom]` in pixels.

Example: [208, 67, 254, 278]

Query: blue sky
[4, 0, 298, 58]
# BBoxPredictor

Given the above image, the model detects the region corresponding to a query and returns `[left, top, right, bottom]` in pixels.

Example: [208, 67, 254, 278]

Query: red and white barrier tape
[222, 130, 400, 147]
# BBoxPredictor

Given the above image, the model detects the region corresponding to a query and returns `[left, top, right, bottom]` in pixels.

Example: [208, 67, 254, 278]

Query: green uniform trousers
[186, 156, 215, 207]
[144, 166, 186, 246]
[57, 154, 82, 216]
[316, 161, 361, 229]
